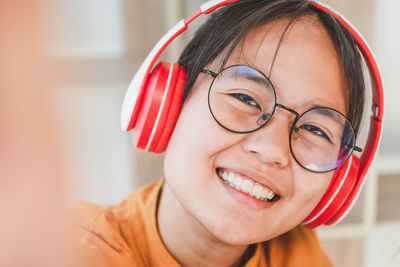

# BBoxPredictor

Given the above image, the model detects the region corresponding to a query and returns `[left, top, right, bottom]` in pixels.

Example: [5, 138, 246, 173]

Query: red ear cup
[132, 61, 186, 152]
[325, 156, 365, 226]
[302, 155, 360, 228]
[153, 66, 186, 153]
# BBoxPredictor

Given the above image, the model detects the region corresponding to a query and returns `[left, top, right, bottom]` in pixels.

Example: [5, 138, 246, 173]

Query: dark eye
[230, 93, 261, 110]
[299, 124, 331, 142]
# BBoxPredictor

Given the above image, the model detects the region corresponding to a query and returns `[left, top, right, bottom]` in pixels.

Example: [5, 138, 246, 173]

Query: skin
[158, 15, 347, 267]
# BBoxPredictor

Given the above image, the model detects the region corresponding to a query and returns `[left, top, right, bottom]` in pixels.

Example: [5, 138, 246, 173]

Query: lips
[216, 168, 280, 203]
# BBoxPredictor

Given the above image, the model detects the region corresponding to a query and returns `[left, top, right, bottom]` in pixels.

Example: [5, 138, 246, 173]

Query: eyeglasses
[201, 65, 362, 173]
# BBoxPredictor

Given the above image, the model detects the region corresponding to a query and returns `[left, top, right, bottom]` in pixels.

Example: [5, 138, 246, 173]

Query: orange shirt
[69, 179, 333, 266]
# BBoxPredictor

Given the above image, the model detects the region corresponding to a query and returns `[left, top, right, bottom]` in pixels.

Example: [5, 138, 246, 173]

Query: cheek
[164, 85, 230, 187]
[274, 170, 332, 231]
[165, 83, 240, 169]
[162, 85, 248, 238]
[293, 169, 332, 210]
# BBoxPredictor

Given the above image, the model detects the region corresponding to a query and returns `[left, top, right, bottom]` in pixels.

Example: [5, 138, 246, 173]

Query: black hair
[178, 0, 365, 136]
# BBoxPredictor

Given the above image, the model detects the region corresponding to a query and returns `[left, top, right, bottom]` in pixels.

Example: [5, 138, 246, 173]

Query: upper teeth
[219, 169, 276, 202]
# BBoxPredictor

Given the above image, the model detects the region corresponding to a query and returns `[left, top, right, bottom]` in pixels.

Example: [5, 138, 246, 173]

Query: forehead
[220, 15, 348, 114]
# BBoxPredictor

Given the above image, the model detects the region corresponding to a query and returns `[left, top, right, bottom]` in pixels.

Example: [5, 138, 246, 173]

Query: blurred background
[2, 0, 399, 266]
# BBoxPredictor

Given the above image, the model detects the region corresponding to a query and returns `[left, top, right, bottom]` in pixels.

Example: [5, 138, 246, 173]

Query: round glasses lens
[290, 107, 355, 173]
[208, 65, 276, 133]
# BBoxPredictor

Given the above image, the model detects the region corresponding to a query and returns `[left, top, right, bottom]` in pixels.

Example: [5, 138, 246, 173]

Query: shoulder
[68, 201, 136, 266]
[68, 179, 164, 267]
[264, 225, 333, 267]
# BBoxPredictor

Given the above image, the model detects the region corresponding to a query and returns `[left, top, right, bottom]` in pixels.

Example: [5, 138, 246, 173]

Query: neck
[157, 182, 250, 267]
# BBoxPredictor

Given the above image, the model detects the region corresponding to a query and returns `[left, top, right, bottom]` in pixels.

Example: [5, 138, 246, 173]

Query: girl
[71, 0, 383, 266]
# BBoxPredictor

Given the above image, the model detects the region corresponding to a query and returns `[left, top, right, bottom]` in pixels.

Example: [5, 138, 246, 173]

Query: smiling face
[163, 16, 347, 244]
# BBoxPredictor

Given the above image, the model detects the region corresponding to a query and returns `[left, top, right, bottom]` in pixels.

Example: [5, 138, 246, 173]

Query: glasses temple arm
[200, 69, 217, 78]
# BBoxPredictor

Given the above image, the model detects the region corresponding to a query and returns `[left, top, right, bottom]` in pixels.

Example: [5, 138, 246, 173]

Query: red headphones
[121, 0, 384, 228]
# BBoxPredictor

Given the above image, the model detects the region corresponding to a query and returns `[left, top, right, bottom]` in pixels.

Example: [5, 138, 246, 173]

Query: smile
[216, 168, 280, 203]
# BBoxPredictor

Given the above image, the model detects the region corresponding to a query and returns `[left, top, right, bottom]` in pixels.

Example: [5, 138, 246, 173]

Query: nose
[241, 109, 292, 168]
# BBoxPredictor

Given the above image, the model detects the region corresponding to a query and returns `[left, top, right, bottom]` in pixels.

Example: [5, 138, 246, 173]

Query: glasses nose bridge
[273, 103, 300, 127]
[275, 103, 299, 118]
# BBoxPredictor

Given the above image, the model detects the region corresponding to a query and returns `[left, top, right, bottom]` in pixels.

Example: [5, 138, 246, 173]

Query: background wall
[37, 0, 399, 266]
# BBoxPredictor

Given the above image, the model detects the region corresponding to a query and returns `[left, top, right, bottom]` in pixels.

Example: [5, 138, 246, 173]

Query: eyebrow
[298, 98, 346, 116]
[234, 66, 270, 85]
[202, 68, 271, 88]
[311, 106, 345, 124]
[242, 74, 270, 86]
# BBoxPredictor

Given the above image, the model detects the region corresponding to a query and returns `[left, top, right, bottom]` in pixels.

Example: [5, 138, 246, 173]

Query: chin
[201, 216, 270, 245]
[208, 211, 309, 245]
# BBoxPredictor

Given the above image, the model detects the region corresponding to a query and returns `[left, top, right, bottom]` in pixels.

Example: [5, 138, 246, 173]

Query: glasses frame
[202, 64, 363, 173]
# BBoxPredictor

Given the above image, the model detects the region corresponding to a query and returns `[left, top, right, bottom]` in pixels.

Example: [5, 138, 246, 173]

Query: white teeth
[222, 171, 228, 181]
[241, 180, 253, 194]
[227, 172, 235, 184]
[233, 177, 242, 190]
[219, 169, 224, 179]
[251, 185, 263, 199]
[261, 188, 269, 200]
[261, 188, 275, 201]
[218, 169, 277, 202]
[267, 190, 275, 200]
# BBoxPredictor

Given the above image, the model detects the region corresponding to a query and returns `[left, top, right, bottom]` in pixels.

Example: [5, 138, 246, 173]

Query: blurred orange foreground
[0, 1, 71, 266]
